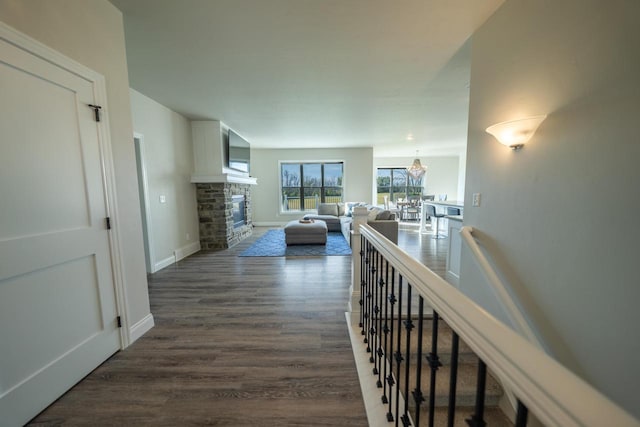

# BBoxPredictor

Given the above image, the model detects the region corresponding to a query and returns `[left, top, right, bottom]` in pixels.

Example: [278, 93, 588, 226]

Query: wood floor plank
[28, 224, 448, 426]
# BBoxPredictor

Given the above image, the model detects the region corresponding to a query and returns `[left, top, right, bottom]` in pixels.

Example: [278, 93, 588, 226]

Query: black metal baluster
[412, 296, 426, 426]
[366, 243, 373, 352]
[386, 267, 397, 422]
[376, 253, 385, 387]
[370, 247, 378, 365]
[401, 284, 414, 427]
[447, 332, 459, 427]
[515, 399, 529, 427]
[362, 240, 366, 339]
[359, 236, 365, 333]
[427, 312, 442, 427]
[363, 241, 370, 346]
[368, 244, 375, 354]
[466, 359, 487, 427]
[394, 276, 404, 427]
[381, 260, 390, 403]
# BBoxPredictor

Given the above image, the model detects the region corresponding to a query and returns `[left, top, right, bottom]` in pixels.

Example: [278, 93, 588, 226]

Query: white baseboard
[154, 255, 175, 272]
[175, 241, 200, 262]
[153, 242, 201, 272]
[253, 222, 287, 227]
[129, 313, 155, 344]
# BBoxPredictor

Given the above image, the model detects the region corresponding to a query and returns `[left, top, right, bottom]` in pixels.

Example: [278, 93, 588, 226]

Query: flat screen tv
[227, 130, 250, 173]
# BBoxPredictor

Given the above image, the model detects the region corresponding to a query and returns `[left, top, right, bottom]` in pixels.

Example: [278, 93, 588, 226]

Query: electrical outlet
[472, 193, 481, 207]
[159, 195, 166, 203]
[186, 233, 190, 241]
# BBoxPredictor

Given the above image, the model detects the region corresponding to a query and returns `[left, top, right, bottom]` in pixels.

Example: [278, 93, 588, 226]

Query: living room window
[281, 162, 343, 212]
[376, 168, 423, 204]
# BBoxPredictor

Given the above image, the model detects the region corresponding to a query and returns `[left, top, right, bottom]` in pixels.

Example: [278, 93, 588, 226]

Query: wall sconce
[485, 115, 547, 150]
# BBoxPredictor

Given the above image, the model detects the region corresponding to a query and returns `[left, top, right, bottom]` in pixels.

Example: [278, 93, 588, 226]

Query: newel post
[349, 206, 370, 324]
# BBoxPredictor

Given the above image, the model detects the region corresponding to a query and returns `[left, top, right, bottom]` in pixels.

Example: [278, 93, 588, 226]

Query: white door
[0, 31, 121, 425]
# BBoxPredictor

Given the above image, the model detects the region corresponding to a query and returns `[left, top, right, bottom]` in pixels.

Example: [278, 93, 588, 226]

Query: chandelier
[407, 151, 427, 179]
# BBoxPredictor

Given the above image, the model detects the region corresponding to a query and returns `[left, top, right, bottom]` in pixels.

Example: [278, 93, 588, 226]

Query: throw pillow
[345, 202, 365, 217]
[317, 203, 338, 216]
[337, 202, 346, 217]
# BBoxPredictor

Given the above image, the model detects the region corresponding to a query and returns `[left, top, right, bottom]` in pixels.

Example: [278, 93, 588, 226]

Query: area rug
[239, 229, 352, 257]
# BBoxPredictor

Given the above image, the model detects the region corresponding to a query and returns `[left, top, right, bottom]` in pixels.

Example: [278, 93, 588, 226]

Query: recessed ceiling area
[110, 0, 504, 157]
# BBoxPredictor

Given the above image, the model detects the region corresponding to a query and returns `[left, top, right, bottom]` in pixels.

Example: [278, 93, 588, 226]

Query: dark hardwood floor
[396, 221, 449, 278]
[29, 224, 448, 426]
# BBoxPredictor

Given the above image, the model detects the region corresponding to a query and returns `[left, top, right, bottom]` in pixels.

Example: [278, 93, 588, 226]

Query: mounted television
[227, 129, 250, 173]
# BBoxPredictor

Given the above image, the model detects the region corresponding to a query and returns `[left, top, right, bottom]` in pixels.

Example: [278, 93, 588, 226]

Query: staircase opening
[348, 225, 638, 427]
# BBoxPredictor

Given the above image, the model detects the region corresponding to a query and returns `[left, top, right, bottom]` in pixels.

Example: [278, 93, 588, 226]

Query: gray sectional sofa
[303, 202, 399, 245]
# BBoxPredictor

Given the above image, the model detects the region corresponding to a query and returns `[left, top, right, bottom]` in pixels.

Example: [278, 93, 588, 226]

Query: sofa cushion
[375, 210, 393, 220]
[367, 207, 383, 222]
[317, 203, 339, 216]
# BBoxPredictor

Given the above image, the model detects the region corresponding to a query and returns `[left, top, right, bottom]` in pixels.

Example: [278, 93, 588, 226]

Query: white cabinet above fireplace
[190, 120, 257, 185]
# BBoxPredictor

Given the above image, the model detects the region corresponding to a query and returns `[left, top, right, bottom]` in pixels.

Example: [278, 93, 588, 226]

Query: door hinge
[117, 316, 122, 328]
[88, 104, 102, 122]
[106, 217, 111, 230]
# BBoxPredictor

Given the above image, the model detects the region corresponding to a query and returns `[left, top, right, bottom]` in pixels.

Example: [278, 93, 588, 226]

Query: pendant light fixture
[407, 150, 427, 179]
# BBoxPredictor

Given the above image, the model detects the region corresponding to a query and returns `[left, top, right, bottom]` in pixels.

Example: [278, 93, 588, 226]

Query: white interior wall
[251, 147, 373, 225]
[456, 152, 466, 201]
[129, 89, 199, 270]
[462, 0, 640, 417]
[374, 156, 460, 201]
[0, 0, 151, 329]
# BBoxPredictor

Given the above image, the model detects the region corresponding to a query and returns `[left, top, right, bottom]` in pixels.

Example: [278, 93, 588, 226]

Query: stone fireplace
[196, 183, 252, 250]
[190, 120, 257, 250]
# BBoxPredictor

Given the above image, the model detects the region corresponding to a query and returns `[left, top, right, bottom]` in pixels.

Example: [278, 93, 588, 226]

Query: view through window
[376, 168, 423, 204]
[281, 162, 343, 211]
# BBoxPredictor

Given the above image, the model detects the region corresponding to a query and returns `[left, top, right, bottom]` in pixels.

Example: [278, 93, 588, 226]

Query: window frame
[279, 160, 345, 213]
[376, 167, 424, 204]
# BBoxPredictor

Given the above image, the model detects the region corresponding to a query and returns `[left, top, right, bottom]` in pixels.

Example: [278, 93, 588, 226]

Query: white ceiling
[110, 0, 504, 157]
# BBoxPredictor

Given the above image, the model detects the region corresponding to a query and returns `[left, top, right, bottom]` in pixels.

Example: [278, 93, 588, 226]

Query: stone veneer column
[196, 183, 252, 250]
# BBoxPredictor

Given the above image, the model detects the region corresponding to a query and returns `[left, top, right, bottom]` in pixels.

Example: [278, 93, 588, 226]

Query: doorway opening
[134, 133, 154, 273]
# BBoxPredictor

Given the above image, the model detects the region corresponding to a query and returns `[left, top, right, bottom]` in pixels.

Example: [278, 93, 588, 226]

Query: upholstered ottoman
[284, 220, 327, 245]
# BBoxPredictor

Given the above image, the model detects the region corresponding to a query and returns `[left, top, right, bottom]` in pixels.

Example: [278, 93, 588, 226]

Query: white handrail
[357, 223, 638, 427]
[459, 225, 543, 349]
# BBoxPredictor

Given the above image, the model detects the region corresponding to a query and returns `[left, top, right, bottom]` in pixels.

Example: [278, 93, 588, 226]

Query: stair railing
[459, 226, 543, 349]
[349, 223, 637, 427]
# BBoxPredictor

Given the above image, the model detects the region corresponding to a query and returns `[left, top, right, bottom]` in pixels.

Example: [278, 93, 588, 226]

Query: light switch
[159, 195, 166, 203]
[472, 193, 481, 207]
